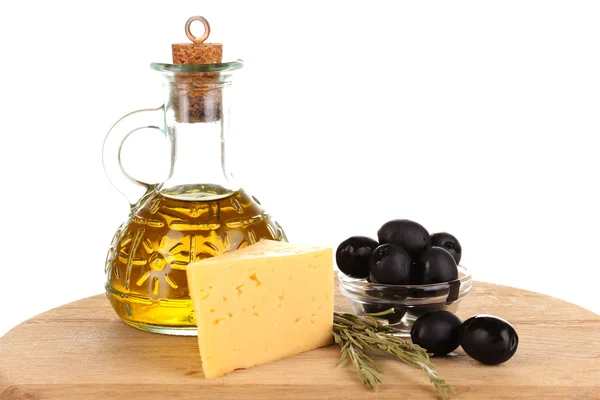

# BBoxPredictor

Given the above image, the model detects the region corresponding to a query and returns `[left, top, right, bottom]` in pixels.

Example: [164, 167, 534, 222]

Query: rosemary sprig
[333, 309, 455, 399]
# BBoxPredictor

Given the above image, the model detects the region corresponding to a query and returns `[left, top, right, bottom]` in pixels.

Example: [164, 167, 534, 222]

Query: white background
[0, 1, 599, 337]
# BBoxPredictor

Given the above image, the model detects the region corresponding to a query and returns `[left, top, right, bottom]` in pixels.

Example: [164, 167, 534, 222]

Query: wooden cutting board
[1, 282, 599, 400]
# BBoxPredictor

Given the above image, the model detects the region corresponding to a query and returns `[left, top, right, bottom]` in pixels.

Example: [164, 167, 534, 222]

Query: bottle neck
[159, 82, 238, 201]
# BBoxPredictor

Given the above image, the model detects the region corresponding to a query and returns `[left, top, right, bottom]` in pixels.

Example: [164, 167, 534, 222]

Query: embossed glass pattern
[103, 61, 286, 335]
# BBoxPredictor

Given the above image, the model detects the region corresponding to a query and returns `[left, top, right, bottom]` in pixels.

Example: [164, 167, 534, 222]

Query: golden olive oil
[105, 187, 285, 335]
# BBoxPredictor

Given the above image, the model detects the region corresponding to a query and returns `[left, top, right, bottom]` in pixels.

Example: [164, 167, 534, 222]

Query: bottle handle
[102, 107, 166, 205]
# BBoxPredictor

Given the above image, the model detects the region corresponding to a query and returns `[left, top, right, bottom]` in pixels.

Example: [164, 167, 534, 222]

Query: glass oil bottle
[103, 16, 286, 335]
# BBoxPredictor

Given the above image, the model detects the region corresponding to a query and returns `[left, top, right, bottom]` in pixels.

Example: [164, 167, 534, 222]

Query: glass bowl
[338, 266, 472, 336]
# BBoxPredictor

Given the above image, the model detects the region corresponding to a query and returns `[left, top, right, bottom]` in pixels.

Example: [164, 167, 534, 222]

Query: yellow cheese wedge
[186, 239, 334, 379]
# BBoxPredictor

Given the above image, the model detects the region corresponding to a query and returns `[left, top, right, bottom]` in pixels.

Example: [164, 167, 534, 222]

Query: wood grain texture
[1, 282, 599, 400]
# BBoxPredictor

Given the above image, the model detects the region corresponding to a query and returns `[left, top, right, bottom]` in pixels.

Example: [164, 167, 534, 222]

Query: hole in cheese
[249, 273, 262, 286]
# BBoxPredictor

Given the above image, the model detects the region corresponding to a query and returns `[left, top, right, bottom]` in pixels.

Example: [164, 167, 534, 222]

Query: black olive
[460, 315, 519, 365]
[408, 305, 446, 320]
[413, 247, 458, 284]
[369, 244, 412, 285]
[377, 219, 431, 259]
[410, 310, 462, 356]
[336, 236, 379, 278]
[363, 303, 406, 324]
[431, 232, 462, 264]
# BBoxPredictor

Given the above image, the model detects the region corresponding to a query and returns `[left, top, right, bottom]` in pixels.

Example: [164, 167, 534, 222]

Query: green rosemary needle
[333, 309, 455, 399]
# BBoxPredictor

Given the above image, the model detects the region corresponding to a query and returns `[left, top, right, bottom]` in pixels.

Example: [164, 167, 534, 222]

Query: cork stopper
[171, 16, 223, 64]
[171, 16, 223, 123]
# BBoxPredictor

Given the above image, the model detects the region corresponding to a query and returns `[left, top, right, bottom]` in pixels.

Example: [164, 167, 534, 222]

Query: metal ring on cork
[185, 16, 211, 44]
